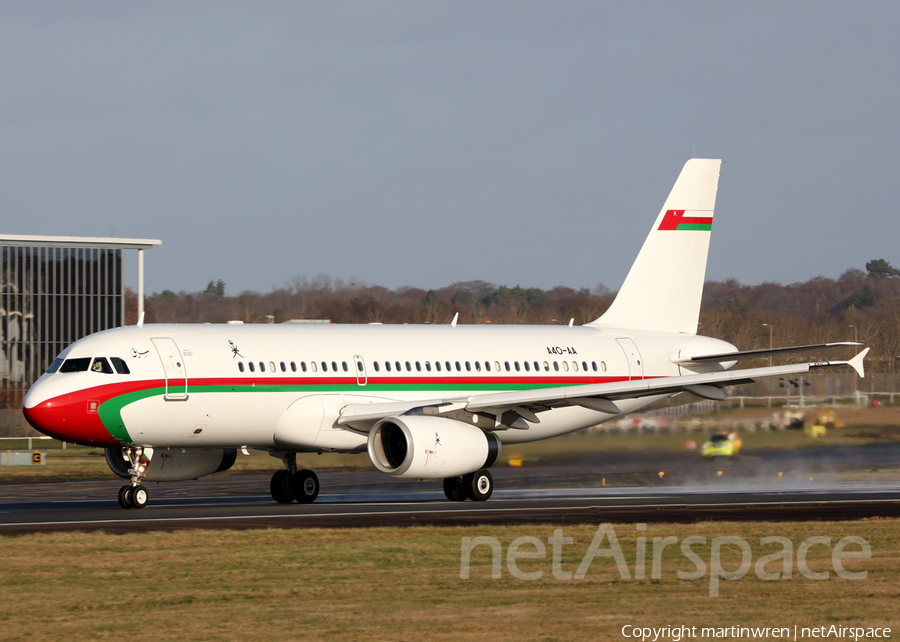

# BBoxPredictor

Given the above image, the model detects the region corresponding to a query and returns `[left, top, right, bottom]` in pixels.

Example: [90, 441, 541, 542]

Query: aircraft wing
[337, 349, 868, 431]
[673, 341, 860, 364]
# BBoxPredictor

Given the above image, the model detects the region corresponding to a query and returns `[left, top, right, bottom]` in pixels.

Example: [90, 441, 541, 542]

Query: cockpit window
[59, 357, 92, 373]
[91, 358, 114, 374]
[110, 357, 131, 375]
[46, 358, 64, 374]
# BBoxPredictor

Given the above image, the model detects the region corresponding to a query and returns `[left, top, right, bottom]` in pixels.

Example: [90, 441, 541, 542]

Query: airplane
[22, 158, 868, 509]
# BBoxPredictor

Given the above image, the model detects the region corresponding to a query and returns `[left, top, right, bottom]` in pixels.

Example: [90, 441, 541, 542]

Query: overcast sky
[2, 2, 897, 296]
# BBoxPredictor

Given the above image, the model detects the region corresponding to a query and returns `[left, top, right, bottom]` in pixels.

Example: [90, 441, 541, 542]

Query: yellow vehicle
[701, 432, 742, 459]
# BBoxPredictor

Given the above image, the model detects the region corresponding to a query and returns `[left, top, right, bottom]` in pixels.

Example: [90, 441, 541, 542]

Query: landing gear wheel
[270, 469, 294, 504]
[118, 485, 134, 509]
[131, 484, 149, 509]
[443, 477, 467, 502]
[290, 469, 319, 504]
[464, 469, 493, 502]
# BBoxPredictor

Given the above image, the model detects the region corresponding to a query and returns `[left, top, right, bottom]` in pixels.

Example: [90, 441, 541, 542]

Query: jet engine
[105, 447, 237, 482]
[367, 415, 501, 479]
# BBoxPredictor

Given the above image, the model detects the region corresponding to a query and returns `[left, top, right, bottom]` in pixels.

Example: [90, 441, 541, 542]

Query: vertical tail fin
[589, 158, 721, 334]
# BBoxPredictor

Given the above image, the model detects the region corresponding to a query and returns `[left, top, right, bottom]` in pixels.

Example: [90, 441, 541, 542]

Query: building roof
[0, 235, 161, 250]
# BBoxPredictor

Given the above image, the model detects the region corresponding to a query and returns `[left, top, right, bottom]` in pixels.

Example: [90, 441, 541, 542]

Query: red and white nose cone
[23, 393, 120, 447]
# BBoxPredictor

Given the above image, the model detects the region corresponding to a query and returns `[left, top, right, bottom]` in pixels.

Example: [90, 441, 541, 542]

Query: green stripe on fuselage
[98, 387, 166, 444]
[96, 381, 584, 445]
[676, 223, 712, 231]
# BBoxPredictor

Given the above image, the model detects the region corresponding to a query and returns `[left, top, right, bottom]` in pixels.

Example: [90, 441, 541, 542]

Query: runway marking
[3, 498, 900, 529]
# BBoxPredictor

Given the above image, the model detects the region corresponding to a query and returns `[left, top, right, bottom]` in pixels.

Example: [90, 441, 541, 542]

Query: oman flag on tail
[657, 209, 713, 231]
[590, 158, 721, 335]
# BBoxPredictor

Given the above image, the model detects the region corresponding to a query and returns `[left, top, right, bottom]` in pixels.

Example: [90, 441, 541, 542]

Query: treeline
[140, 260, 900, 373]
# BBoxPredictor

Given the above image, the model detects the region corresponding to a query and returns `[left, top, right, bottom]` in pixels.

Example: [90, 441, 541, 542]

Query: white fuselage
[23, 322, 734, 451]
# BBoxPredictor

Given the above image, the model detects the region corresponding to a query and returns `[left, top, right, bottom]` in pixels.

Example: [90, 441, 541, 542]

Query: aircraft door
[151, 337, 188, 400]
[616, 338, 644, 380]
[354, 355, 368, 386]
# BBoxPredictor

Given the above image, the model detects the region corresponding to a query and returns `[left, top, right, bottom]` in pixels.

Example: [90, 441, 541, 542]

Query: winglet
[137, 311, 145, 329]
[848, 348, 869, 378]
[450, 312, 458, 328]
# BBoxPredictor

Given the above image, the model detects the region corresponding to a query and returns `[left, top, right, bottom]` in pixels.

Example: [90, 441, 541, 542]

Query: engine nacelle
[367, 415, 501, 479]
[105, 448, 237, 482]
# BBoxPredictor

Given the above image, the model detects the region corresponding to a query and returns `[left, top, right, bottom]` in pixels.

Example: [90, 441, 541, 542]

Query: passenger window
[543, 361, 549, 371]
[110, 357, 130, 375]
[405, 361, 411, 372]
[435, 361, 441, 372]
[46, 358, 64, 374]
[321, 362, 328, 372]
[514, 361, 520, 371]
[524, 361, 530, 372]
[342, 361, 348, 372]
[416, 362, 421, 372]
[311, 362, 317, 372]
[269, 362, 276, 372]
[591, 361, 597, 371]
[59, 357, 91, 373]
[291, 362, 297, 372]
[465, 361, 471, 372]
[494, 361, 500, 372]
[425, 361, 431, 372]
[280, 362, 286, 372]
[484, 361, 491, 372]
[259, 362, 265, 372]
[445, 361, 451, 371]
[582, 361, 588, 371]
[504, 361, 510, 371]
[572, 361, 579, 372]
[396, 361, 402, 372]
[601, 361, 607, 372]
[475, 361, 481, 372]
[534, 361, 539, 371]
[373, 362, 380, 372]
[455, 361, 461, 371]
[562, 361, 569, 372]
[385, 361, 391, 372]
[332, 361, 338, 372]
[553, 361, 559, 372]
[91, 358, 113, 374]
[301, 362, 307, 372]
[356, 361, 363, 371]
[238, 362, 245, 373]
[249, 362, 256, 373]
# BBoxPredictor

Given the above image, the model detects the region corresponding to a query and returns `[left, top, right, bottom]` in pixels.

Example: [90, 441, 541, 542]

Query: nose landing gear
[116, 447, 151, 509]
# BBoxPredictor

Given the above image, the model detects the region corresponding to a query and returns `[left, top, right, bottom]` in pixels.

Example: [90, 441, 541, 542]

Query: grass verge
[1, 520, 898, 641]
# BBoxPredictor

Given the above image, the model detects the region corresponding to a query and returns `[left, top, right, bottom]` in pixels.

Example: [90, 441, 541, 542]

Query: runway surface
[2, 469, 900, 534]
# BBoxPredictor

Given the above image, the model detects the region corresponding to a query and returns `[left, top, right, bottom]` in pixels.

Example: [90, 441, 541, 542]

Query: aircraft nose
[23, 387, 120, 447]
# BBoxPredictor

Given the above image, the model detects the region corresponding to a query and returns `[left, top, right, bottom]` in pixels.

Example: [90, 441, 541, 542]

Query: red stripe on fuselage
[24, 374, 640, 447]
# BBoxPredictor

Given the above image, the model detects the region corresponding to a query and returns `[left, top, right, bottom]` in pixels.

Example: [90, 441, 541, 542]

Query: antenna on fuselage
[450, 312, 458, 328]
[137, 311, 145, 329]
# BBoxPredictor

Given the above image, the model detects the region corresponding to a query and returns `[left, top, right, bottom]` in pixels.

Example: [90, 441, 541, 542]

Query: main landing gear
[117, 447, 150, 509]
[270, 452, 320, 504]
[443, 469, 493, 502]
